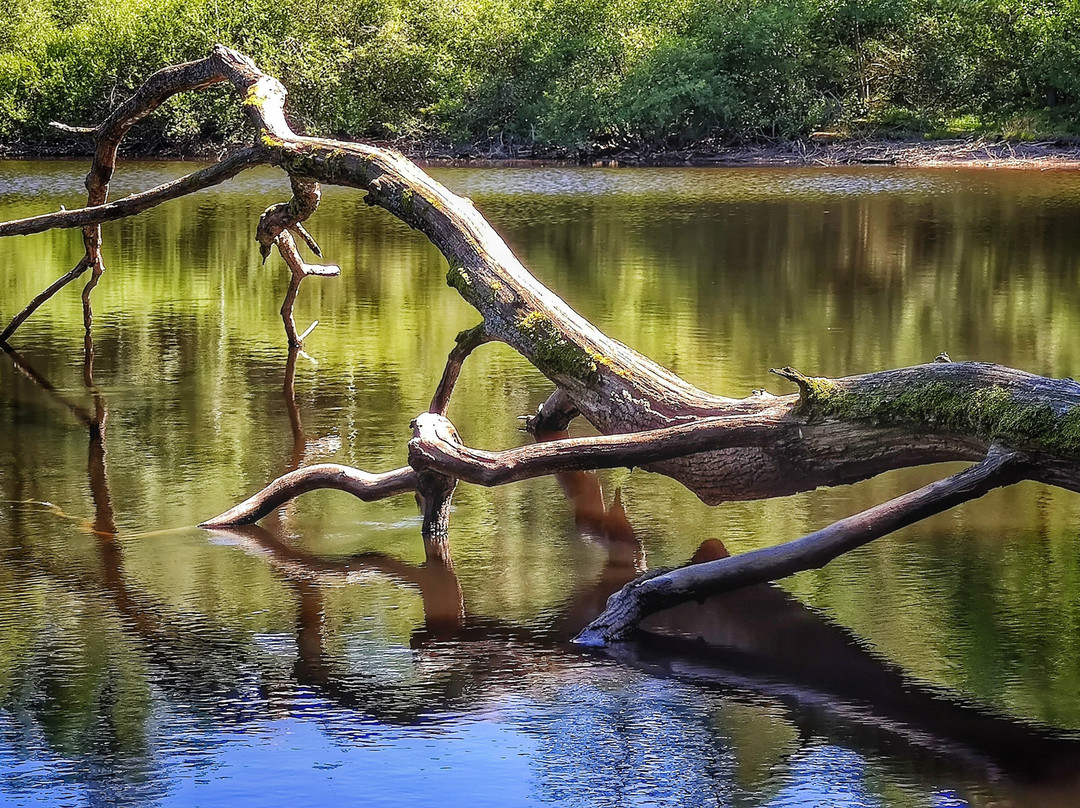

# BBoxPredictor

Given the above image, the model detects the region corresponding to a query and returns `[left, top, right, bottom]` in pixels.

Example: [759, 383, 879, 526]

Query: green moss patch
[518, 311, 600, 385]
[789, 373, 1080, 456]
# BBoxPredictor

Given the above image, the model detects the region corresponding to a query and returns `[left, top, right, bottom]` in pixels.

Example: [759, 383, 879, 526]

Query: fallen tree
[15, 341, 1080, 793]
[2, 46, 1078, 646]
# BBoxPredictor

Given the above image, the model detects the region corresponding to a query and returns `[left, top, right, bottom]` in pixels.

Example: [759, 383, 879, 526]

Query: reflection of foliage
[523, 675, 733, 806]
[0, 581, 151, 769]
[709, 701, 798, 795]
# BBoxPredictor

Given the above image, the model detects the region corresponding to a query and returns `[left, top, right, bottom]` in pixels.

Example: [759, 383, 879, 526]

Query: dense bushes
[1, 0, 1077, 152]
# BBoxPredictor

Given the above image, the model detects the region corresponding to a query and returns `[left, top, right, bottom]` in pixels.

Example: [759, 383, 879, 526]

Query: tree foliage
[1, 0, 1078, 150]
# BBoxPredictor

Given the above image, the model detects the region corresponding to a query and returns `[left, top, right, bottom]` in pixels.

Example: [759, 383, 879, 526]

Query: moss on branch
[517, 311, 602, 385]
[775, 367, 1080, 457]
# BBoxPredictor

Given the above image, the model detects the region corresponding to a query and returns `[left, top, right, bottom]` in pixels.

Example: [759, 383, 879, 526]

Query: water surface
[1, 161, 1080, 807]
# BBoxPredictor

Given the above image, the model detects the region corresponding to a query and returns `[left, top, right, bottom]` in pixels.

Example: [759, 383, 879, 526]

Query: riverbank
[410, 137, 1080, 169]
[5, 0, 1078, 173]
[5, 136, 1080, 170]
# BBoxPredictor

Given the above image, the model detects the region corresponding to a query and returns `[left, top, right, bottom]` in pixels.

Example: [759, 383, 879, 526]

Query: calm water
[1, 161, 1079, 807]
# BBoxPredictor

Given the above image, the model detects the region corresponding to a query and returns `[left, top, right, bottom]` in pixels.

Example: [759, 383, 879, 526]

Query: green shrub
[0, 0, 1075, 151]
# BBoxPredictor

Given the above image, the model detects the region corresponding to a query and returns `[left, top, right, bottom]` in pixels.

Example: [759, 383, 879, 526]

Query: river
[1, 161, 1079, 807]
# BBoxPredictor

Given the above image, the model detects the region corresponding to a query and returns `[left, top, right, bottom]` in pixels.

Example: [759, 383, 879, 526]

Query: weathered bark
[3, 46, 1079, 647]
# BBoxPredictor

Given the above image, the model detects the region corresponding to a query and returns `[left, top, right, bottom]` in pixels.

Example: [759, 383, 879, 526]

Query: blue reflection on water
[764, 745, 888, 808]
[0, 706, 537, 807]
[0, 677, 945, 808]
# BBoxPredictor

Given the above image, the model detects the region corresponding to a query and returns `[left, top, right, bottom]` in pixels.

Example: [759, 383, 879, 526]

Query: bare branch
[0, 148, 263, 238]
[256, 175, 322, 260]
[574, 446, 1025, 646]
[523, 388, 580, 435]
[85, 50, 234, 206]
[50, 121, 97, 135]
[8, 50, 1080, 564]
[199, 465, 419, 527]
[0, 48, 264, 341]
[429, 324, 494, 415]
[407, 410, 783, 486]
[273, 230, 341, 347]
[1, 256, 92, 343]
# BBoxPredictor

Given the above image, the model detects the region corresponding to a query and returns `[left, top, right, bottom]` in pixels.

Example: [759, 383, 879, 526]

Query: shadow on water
[4, 336, 1080, 805]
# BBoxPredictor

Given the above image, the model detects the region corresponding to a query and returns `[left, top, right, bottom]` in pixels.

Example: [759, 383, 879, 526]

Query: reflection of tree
[505, 188, 1080, 378]
[5, 340, 1080, 806]
[625, 583, 1080, 788]
[2, 340, 168, 806]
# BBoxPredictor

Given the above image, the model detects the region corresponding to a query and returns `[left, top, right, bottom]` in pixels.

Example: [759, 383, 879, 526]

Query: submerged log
[2, 46, 1078, 646]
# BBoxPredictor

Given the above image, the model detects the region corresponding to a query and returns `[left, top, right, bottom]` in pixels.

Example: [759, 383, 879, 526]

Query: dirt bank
[5, 136, 1080, 169]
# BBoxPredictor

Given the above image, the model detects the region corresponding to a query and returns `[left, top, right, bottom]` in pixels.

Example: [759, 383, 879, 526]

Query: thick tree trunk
[3, 46, 1078, 646]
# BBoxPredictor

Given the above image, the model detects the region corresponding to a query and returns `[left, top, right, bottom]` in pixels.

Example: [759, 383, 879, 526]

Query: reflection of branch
[9, 345, 1080, 788]
[5, 338, 115, 533]
[3, 342, 96, 428]
[3, 337, 250, 702]
[578, 446, 1023, 645]
[209, 523, 524, 722]
[271, 346, 343, 525]
[535, 422, 644, 572]
[210, 524, 465, 636]
[528, 405, 1080, 785]
[619, 579, 1080, 785]
[284, 346, 305, 469]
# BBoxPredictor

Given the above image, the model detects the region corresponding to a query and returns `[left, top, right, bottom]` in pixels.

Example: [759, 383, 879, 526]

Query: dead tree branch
[4, 47, 1079, 646]
[575, 446, 1024, 645]
[0, 147, 262, 239]
[429, 324, 493, 415]
[200, 465, 419, 527]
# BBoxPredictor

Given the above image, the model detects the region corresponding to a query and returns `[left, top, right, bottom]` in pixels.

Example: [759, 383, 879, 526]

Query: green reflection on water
[1, 161, 1080, 804]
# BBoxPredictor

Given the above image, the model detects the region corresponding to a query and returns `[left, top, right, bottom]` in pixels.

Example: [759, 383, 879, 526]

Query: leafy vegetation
[1, 0, 1078, 151]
